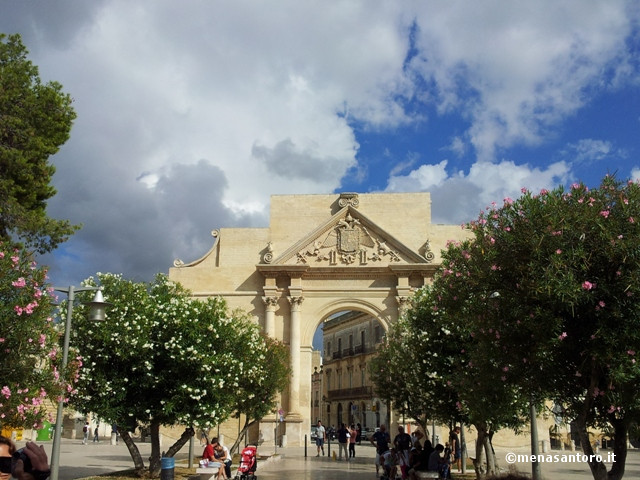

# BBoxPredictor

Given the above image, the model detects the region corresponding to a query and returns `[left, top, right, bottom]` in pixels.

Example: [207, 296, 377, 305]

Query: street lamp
[50, 286, 110, 480]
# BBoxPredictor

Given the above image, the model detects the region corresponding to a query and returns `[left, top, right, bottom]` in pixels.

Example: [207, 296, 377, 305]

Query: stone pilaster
[262, 295, 278, 338]
[287, 295, 304, 417]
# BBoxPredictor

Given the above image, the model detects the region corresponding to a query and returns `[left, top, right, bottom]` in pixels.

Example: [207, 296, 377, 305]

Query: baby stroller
[235, 445, 258, 480]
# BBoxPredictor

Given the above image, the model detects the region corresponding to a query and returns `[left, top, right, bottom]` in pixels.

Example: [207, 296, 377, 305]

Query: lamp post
[50, 286, 110, 480]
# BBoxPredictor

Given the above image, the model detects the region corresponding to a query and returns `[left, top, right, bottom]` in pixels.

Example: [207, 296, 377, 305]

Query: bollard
[161, 457, 175, 480]
[305, 434, 307, 457]
[327, 437, 331, 458]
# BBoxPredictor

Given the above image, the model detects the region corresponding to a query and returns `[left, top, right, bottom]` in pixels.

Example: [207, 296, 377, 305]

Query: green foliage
[231, 332, 290, 424]
[69, 273, 289, 432]
[463, 177, 640, 428]
[372, 175, 640, 473]
[0, 33, 79, 253]
[0, 242, 77, 428]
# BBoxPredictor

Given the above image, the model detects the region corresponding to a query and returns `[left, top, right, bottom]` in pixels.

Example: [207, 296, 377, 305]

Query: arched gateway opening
[169, 192, 466, 446]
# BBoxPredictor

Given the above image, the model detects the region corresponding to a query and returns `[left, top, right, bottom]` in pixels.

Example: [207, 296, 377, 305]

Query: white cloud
[408, 1, 633, 160]
[1, 0, 637, 286]
[387, 159, 571, 224]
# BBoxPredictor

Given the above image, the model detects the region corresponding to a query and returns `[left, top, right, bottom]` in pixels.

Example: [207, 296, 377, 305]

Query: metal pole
[460, 422, 466, 474]
[50, 286, 75, 480]
[188, 429, 194, 468]
[304, 434, 307, 457]
[530, 399, 542, 480]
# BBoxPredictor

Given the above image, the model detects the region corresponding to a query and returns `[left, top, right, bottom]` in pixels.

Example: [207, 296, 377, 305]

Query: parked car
[362, 427, 379, 441]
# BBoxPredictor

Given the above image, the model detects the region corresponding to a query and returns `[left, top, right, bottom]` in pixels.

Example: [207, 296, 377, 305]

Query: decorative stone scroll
[338, 192, 359, 209]
[262, 242, 274, 264]
[420, 239, 435, 263]
[296, 213, 401, 266]
[174, 229, 220, 267]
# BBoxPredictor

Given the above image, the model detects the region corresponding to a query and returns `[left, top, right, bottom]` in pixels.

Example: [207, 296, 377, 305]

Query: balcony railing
[327, 386, 373, 401]
[329, 344, 373, 360]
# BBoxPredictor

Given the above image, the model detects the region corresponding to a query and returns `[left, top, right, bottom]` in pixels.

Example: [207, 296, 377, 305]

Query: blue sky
[1, 1, 640, 288]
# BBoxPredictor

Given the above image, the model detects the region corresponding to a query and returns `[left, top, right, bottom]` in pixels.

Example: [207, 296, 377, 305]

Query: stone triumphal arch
[169, 192, 465, 446]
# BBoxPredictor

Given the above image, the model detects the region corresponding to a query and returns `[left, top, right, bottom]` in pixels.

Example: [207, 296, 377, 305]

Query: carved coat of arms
[295, 213, 400, 265]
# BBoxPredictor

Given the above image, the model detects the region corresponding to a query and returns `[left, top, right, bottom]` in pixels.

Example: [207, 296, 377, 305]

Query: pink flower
[600, 210, 610, 218]
[559, 332, 567, 340]
[12, 278, 26, 288]
[629, 217, 635, 223]
[627, 350, 636, 356]
[1, 386, 11, 399]
[582, 281, 594, 290]
[556, 249, 562, 254]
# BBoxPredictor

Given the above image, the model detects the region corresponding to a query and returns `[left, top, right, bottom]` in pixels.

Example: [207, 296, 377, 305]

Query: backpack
[83, 425, 88, 433]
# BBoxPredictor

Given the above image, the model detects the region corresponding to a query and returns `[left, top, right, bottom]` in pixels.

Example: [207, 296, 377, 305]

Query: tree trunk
[119, 429, 146, 477]
[577, 415, 628, 480]
[483, 434, 496, 476]
[149, 420, 162, 478]
[472, 425, 487, 480]
[230, 418, 253, 454]
[164, 427, 195, 458]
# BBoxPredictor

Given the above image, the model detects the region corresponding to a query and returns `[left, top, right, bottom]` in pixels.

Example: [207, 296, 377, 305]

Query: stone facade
[169, 192, 468, 446]
[322, 311, 386, 431]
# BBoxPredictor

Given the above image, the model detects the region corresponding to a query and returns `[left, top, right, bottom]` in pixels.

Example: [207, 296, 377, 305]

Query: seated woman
[214, 444, 228, 480]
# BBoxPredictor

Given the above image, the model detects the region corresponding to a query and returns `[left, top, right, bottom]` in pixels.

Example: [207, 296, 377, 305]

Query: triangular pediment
[270, 206, 428, 267]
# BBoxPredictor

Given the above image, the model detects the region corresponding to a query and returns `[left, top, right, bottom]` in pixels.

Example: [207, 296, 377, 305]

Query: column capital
[396, 295, 411, 316]
[262, 295, 279, 309]
[287, 295, 305, 309]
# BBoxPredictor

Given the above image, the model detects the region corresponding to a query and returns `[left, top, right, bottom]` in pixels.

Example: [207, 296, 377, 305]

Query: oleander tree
[228, 334, 290, 453]
[441, 175, 640, 480]
[0, 34, 79, 253]
[373, 282, 528, 478]
[0, 243, 79, 428]
[69, 273, 288, 478]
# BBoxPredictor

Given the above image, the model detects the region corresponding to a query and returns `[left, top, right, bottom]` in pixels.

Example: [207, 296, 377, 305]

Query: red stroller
[235, 445, 258, 480]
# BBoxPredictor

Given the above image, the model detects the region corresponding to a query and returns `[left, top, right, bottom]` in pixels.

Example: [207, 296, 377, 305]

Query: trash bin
[161, 457, 175, 480]
[36, 422, 52, 441]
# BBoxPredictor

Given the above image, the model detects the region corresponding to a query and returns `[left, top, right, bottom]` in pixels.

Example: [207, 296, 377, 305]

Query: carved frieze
[294, 213, 402, 266]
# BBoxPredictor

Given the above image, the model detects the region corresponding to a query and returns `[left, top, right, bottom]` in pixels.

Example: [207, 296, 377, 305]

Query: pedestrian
[449, 426, 461, 472]
[356, 423, 362, 445]
[370, 425, 391, 475]
[82, 421, 90, 444]
[111, 424, 119, 444]
[315, 420, 326, 456]
[348, 424, 357, 458]
[337, 423, 349, 460]
[93, 425, 100, 443]
[394, 425, 412, 478]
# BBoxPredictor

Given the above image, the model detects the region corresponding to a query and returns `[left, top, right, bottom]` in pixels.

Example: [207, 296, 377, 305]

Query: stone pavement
[14, 439, 640, 480]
